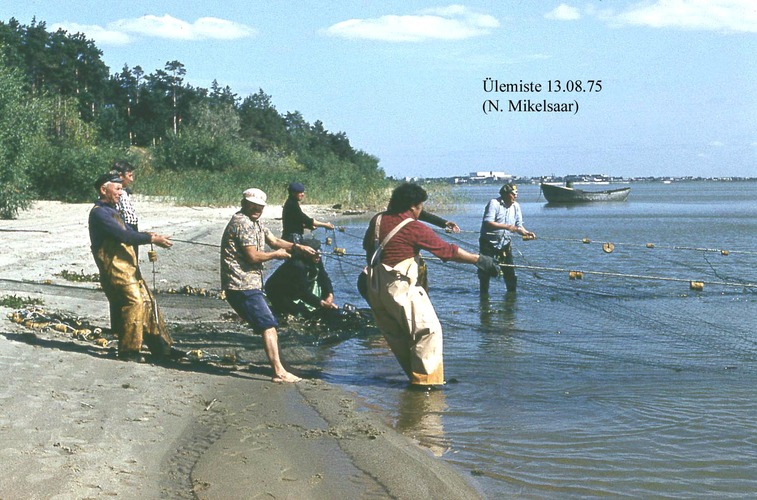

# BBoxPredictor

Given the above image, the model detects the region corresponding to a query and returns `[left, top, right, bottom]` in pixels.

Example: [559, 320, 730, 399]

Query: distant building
[469, 171, 512, 181]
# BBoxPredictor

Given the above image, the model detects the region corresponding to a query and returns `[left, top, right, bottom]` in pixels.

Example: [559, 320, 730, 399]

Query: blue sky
[3, 1, 756, 179]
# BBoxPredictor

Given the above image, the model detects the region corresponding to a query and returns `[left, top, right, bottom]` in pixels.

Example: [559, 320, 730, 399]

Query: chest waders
[365, 215, 445, 386]
[93, 208, 172, 359]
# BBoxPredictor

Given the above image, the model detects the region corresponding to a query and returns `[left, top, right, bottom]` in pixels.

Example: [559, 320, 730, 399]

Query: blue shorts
[225, 289, 278, 331]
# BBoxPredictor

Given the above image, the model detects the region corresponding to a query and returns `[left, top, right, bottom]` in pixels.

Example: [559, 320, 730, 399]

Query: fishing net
[1, 222, 376, 372]
[3, 214, 756, 375]
[416, 226, 757, 374]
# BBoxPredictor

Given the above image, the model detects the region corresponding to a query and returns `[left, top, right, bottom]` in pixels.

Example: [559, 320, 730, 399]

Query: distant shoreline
[421, 176, 757, 185]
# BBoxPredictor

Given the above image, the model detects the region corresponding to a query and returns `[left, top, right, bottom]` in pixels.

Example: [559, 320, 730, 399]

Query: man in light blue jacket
[478, 183, 536, 294]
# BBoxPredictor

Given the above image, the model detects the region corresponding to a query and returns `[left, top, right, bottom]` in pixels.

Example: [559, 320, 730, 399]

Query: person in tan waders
[362, 183, 500, 387]
[88, 172, 175, 362]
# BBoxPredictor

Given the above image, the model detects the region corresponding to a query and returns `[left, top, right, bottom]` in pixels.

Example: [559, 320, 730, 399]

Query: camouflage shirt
[220, 212, 273, 291]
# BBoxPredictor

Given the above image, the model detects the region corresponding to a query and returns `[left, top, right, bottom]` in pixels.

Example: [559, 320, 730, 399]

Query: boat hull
[540, 183, 630, 203]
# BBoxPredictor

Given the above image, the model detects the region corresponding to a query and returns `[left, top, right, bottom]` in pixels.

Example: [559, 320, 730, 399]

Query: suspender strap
[370, 214, 414, 267]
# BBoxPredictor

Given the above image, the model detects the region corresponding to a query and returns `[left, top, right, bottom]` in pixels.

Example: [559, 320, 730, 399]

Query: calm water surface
[316, 181, 757, 498]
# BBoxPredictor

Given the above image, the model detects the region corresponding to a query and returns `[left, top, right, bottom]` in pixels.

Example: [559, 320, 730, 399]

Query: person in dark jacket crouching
[265, 238, 338, 319]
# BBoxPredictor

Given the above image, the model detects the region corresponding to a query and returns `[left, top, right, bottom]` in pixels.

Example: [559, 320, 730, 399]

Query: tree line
[0, 18, 389, 218]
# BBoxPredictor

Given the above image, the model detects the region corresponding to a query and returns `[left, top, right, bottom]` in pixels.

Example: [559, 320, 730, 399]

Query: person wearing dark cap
[281, 182, 334, 243]
[478, 183, 536, 294]
[113, 160, 139, 231]
[221, 188, 316, 383]
[88, 172, 175, 362]
[264, 238, 338, 319]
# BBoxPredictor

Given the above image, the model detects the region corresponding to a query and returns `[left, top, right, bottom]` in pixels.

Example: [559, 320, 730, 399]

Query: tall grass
[137, 149, 392, 209]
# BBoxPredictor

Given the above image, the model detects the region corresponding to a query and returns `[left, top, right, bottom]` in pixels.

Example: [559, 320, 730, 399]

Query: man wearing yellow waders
[88, 172, 174, 362]
[362, 183, 500, 387]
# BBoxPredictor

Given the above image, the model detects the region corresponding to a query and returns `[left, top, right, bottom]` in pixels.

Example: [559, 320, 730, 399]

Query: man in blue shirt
[478, 183, 536, 294]
[88, 172, 174, 362]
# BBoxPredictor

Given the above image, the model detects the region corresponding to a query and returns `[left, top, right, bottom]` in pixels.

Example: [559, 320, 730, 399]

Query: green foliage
[0, 18, 109, 122]
[0, 294, 43, 308]
[194, 96, 241, 139]
[239, 89, 288, 151]
[0, 18, 392, 212]
[30, 143, 124, 202]
[55, 269, 100, 282]
[139, 150, 389, 209]
[416, 181, 462, 213]
[140, 151, 300, 205]
[152, 127, 251, 172]
[0, 58, 47, 218]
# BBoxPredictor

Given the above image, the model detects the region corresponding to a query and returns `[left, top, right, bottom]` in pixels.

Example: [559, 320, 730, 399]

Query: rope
[318, 250, 757, 290]
[149, 244, 157, 292]
[171, 238, 221, 248]
[495, 263, 757, 289]
[536, 236, 754, 256]
[419, 228, 754, 257]
[0, 228, 51, 233]
[161, 224, 757, 291]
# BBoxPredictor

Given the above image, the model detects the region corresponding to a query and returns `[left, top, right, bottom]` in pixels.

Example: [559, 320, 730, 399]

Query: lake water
[313, 181, 757, 498]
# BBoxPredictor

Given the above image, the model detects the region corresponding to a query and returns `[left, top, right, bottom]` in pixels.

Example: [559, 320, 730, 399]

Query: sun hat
[243, 188, 267, 206]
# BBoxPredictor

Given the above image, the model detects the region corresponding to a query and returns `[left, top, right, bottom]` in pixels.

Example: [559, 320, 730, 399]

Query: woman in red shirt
[363, 183, 499, 386]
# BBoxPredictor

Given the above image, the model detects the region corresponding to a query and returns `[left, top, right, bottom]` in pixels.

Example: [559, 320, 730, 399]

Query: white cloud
[545, 4, 582, 21]
[615, 0, 757, 33]
[51, 22, 131, 45]
[709, 141, 725, 147]
[52, 15, 256, 45]
[323, 5, 499, 42]
[111, 15, 256, 40]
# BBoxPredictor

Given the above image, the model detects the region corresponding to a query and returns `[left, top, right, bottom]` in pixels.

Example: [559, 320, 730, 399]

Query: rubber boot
[479, 276, 490, 296]
[505, 276, 517, 292]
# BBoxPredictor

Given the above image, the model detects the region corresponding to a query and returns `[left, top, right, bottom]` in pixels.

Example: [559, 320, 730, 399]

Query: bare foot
[272, 371, 302, 383]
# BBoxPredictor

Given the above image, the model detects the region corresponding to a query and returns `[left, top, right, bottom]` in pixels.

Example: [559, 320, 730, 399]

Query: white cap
[243, 188, 267, 206]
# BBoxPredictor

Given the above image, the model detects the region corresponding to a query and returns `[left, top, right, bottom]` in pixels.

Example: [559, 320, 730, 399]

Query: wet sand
[0, 199, 482, 499]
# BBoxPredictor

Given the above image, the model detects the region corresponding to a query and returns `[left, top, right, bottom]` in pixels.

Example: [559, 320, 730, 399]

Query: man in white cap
[220, 188, 315, 383]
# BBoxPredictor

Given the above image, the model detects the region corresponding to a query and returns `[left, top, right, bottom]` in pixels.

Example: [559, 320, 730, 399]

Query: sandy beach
[0, 199, 482, 499]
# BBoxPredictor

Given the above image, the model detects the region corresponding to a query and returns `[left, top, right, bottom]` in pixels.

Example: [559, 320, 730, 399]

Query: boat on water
[540, 182, 630, 203]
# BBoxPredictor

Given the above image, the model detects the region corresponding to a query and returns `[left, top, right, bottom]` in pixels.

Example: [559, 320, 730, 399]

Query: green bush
[140, 151, 301, 206]
[152, 128, 252, 172]
[0, 60, 47, 218]
[30, 143, 125, 203]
